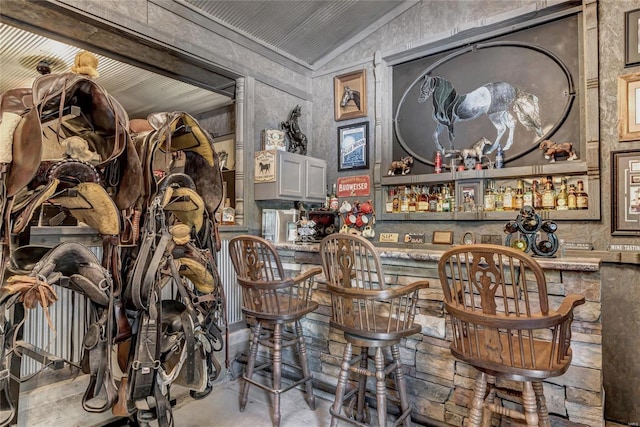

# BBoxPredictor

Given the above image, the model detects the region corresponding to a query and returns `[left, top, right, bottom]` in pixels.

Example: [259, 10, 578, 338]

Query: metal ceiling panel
[0, 23, 233, 119]
[184, 0, 407, 65]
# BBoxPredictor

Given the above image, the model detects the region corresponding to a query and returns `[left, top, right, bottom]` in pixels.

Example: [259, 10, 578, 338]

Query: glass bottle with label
[329, 183, 339, 211]
[418, 186, 429, 212]
[523, 184, 533, 207]
[484, 181, 496, 212]
[542, 179, 556, 210]
[400, 186, 409, 213]
[428, 186, 438, 212]
[514, 179, 524, 210]
[386, 187, 394, 213]
[503, 186, 514, 211]
[494, 186, 504, 211]
[556, 178, 569, 210]
[392, 188, 401, 213]
[442, 186, 451, 212]
[568, 184, 577, 210]
[576, 180, 589, 210]
[408, 186, 417, 212]
[532, 180, 543, 210]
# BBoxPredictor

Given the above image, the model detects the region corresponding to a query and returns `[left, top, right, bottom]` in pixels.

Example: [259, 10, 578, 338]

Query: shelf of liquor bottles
[379, 164, 600, 221]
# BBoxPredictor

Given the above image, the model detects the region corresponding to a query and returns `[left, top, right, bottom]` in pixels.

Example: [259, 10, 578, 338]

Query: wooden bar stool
[229, 235, 321, 427]
[319, 234, 429, 427]
[438, 244, 585, 427]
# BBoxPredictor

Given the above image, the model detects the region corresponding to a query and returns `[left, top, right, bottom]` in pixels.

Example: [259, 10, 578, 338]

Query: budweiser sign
[337, 175, 370, 197]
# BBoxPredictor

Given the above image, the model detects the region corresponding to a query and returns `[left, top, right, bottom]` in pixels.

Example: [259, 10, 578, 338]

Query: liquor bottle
[400, 186, 409, 212]
[556, 179, 568, 210]
[576, 180, 589, 210]
[568, 184, 577, 210]
[484, 181, 496, 212]
[329, 184, 339, 211]
[418, 186, 429, 212]
[428, 186, 438, 212]
[325, 186, 331, 209]
[503, 186, 514, 211]
[436, 188, 445, 212]
[385, 187, 394, 213]
[221, 198, 235, 225]
[494, 186, 504, 211]
[514, 180, 524, 210]
[408, 186, 417, 212]
[392, 187, 401, 213]
[532, 180, 543, 210]
[448, 183, 456, 212]
[495, 146, 504, 169]
[541, 178, 556, 210]
[523, 185, 533, 207]
[442, 186, 451, 212]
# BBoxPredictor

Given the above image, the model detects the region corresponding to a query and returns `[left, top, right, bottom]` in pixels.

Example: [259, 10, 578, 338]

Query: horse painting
[417, 75, 544, 154]
[340, 86, 361, 110]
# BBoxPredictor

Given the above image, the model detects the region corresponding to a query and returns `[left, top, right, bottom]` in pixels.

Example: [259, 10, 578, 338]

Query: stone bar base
[274, 243, 603, 427]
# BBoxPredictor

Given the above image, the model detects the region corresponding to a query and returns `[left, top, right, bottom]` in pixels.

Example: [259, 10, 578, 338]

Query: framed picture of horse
[618, 73, 640, 141]
[334, 70, 367, 121]
[338, 121, 369, 171]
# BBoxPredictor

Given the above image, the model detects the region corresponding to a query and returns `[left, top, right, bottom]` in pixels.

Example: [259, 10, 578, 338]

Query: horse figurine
[417, 75, 544, 154]
[387, 156, 414, 175]
[539, 140, 578, 162]
[281, 105, 308, 155]
[445, 137, 492, 164]
[340, 86, 361, 110]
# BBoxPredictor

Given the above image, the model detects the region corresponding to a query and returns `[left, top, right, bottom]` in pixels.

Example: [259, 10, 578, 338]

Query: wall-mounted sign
[403, 233, 425, 244]
[379, 233, 399, 243]
[254, 150, 276, 183]
[608, 244, 640, 252]
[337, 175, 370, 197]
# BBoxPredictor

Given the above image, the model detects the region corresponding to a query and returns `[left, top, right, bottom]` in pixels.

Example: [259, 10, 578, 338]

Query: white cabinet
[254, 151, 327, 202]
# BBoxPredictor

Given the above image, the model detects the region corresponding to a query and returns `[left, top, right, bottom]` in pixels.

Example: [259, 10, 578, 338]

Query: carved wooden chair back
[319, 233, 428, 341]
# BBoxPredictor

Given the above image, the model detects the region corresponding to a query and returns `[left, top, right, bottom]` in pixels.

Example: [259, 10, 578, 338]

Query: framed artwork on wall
[212, 134, 235, 170]
[625, 8, 640, 67]
[337, 121, 369, 171]
[611, 150, 640, 236]
[619, 73, 640, 141]
[334, 70, 367, 121]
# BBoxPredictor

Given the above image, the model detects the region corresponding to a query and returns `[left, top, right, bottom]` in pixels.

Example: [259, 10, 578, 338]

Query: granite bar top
[274, 242, 601, 272]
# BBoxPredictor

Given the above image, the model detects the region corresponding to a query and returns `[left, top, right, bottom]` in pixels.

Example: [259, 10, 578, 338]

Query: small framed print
[213, 134, 235, 170]
[612, 150, 640, 235]
[432, 230, 454, 245]
[334, 70, 367, 121]
[618, 73, 640, 141]
[456, 179, 484, 212]
[338, 121, 369, 171]
[625, 9, 640, 67]
[254, 150, 276, 183]
[262, 129, 286, 151]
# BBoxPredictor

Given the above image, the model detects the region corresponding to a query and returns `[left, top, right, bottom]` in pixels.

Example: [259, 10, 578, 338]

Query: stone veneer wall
[273, 246, 603, 427]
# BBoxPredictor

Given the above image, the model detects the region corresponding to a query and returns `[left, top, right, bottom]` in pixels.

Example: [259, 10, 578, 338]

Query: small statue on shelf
[387, 156, 414, 175]
[539, 140, 578, 162]
[281, 105, 308, 155]
[445, 137, 492, 170]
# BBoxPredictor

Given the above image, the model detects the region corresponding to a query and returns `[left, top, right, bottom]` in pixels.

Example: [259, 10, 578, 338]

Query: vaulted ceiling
[0, 1, 415, 117]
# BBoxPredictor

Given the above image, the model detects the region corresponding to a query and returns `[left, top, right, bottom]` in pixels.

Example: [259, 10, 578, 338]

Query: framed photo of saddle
[334, 69, 367, 121]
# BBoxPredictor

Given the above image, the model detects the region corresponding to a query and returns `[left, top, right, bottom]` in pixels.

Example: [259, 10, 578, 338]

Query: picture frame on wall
[212, 134, 235, 170]
[611, 150, 640, 236]
[618, 73, 640, 141]
[625, 8, 640, 67]
[337, 121, 369, 171]
[334, 70, 367, 121]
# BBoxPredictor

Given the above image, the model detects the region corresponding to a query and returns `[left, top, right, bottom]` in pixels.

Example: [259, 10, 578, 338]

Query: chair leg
[355, 346, 368, 423]
[294, 320, 315, 411]
[241, 321, 262, 411]
[331, 342, 353, 427]
[532, 381, 550, 427]
[272, 323, 282, 427]
[522, 381, 540, 427]
[480, 375, 496, 427]
[467, 372, 488, 427]
[374, 347, 387, 427]
[391, 344, 412, 427]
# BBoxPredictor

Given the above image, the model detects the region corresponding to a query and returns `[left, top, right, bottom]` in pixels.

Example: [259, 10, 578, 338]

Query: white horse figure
[418, 75, 543, 154]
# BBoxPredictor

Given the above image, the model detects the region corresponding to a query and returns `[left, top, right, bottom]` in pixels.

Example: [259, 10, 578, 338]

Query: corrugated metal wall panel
[20, 242, 242, 376]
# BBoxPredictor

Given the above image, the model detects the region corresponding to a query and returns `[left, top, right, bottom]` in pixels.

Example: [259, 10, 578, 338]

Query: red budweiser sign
[337, 175, 370, 197]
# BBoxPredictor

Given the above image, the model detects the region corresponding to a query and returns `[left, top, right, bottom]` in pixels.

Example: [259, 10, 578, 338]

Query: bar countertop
[273, 242, 601, 272]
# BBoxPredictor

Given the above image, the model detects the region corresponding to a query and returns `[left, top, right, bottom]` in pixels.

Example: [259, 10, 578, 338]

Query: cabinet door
[305, 158, 327, 201]
[277, 153, 305, 198]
